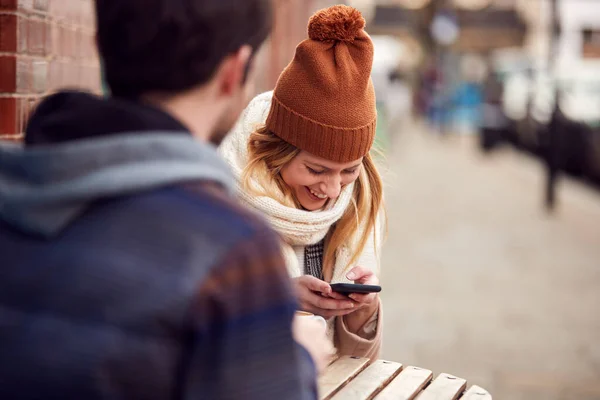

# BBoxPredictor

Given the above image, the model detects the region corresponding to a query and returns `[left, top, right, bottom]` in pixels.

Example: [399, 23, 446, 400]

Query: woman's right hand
[293, 275, 356, 319]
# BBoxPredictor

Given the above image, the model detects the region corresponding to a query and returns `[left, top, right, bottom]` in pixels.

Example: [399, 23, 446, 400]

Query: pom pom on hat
[308, 5, 365, 42]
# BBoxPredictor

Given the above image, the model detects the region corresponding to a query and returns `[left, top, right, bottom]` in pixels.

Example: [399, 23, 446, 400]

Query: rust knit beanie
[265, 5, 377, 163]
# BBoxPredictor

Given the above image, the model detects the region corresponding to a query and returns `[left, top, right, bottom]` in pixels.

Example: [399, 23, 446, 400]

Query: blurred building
[252, 0, 341, 95]
[3, 0, 598, 140]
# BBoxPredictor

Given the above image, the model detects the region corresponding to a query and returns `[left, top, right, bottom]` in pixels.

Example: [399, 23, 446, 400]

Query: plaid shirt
[0, 183, 317, 400]
[304, 240, 325, 280]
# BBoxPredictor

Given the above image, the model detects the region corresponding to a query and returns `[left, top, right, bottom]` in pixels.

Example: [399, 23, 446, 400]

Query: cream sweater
[219, 92, 383, 359]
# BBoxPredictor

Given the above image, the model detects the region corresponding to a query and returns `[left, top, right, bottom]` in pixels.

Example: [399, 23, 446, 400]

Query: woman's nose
[320, 177, 342, 199]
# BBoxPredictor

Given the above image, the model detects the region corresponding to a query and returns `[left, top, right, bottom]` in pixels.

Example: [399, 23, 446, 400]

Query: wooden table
[318, 356, 491, 400]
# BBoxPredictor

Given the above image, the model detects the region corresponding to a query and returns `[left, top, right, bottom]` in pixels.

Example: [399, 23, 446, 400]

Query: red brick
[17, 0, 33, 11]
[85, 34, 96, 60]
[0, 13, 17, 52]
[57, 25, 73, 57]
[16, 96, 27, 132]
[16, 96, 37, 133]
[75, 30, 83, 59]
[0, 0, 17, 11]
[59, 60, 69, 88]
[48, 23, 57, 54]
[91, 67, 100, 91]
[0, 55, 16, 92]
[81, 1, 93, 29]
[55, 25, 63, 55]
[59, 59, 70, 87]
[0, 97, 18, 135]
[25, 96, 38, 126]
[44, 19, 51, 53]
[58, 0, 70, 23]
[66, 0, 79, 25]
[53, 60, 65, 89]
[82, 67, 90, 89]
[49, 0, 66, 23]
[32, 59, 46, 93]
[60, 26, 70, 57]
[16, 13, 27, 52]
[27, 17, 46, 55]
[73, 65, 81, 87]
[47, 58, 60, 91]
[15, 55, 31, 93]
[33, 0, 47, 12]
[70, 0, 80, 26]
[47, 0, 58, 19]
[67, 28, 76, 58]
[71, 29, 78, 58]
[80, 33, 88, 59]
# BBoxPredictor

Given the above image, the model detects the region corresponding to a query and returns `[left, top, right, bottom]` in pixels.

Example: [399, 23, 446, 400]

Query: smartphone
[330, 283, 381, 295]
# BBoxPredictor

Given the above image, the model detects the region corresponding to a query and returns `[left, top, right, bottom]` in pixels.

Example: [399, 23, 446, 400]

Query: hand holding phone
[338, 266, 381, 333]
[337, 266, 380, 310]
[293, 275, 358, 319]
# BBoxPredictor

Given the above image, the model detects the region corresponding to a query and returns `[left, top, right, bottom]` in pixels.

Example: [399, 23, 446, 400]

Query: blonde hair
[241, 126, 385, 279]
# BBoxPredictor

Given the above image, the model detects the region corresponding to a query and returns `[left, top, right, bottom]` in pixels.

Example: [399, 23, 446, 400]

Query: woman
[220, 5, 385, 359]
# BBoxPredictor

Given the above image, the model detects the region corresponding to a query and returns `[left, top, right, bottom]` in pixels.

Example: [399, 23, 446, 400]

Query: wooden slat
[319, 356, 370, 400]
[417, 373, 467, 400]
[375, 366, 433, 400]
[330, 360, 403, 400]
[460, 385, 492, 399]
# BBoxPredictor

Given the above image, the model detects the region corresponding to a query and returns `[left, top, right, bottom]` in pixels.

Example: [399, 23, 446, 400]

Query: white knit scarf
[219, 92, 363, 279]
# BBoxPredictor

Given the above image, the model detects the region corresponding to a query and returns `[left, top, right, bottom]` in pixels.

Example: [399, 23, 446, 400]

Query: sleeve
[180, 227, 318, 400]
[334, 299, 382, 360]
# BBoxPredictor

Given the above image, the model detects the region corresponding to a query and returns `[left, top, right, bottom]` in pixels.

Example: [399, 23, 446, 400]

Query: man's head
[95, 0, 272, 143]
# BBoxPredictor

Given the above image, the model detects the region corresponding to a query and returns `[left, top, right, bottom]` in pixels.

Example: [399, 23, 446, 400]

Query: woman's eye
[344, 169, 359, 175]
[307, 167, 325, 175]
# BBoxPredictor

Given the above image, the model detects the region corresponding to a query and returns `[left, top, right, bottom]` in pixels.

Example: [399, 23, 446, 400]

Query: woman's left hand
[316, 266, 380, 335]
[336, 266, 380, 335]
[344, 266, 379, 311]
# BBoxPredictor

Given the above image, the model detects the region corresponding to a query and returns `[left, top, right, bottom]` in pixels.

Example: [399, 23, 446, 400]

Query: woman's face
[280, 151, 363, 211]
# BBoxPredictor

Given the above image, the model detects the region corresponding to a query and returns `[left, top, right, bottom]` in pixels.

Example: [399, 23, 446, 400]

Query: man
[0, 0, 324, 398]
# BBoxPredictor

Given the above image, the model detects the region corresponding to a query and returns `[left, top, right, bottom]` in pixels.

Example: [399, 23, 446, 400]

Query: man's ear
[217, 45, 253, 97]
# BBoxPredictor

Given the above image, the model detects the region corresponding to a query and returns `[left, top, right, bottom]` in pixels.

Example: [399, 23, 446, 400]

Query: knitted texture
[265, 5, 377, 163]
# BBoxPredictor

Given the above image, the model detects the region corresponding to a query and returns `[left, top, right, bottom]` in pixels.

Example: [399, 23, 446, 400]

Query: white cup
[295, 311, 327, 329]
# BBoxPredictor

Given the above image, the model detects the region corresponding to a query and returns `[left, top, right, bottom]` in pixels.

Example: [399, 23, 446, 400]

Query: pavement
[379, 121, 600, 400]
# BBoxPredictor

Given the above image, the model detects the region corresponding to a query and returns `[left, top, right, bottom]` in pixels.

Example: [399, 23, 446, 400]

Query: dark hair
[95, 0, 272, 98]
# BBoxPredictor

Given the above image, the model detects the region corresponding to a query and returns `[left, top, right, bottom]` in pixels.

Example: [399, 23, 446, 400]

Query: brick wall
[0, 0, 342, 141]
[0, 0, 100, 141]
[254, 0, 342, 94]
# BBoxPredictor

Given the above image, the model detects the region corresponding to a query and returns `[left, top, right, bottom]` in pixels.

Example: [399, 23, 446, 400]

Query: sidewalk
[380, 121, 600, 400]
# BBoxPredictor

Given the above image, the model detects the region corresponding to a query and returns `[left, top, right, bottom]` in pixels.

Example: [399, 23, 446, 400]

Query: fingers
[322, 291, 350, 300]
[348, 293, 369, 303]
[298, 275, 331, 295]
[318, 308, 356, 319]
[301, 291, 356, 319]
[310, 291, 354, 311]
[348, 293, 378, 310]
[346, 266, 378, 284]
